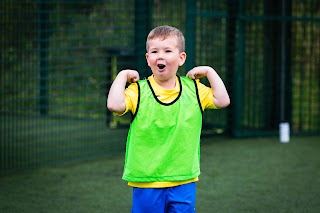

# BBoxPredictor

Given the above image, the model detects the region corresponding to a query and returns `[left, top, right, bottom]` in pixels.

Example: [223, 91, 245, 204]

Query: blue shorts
[131, 182, 196, 213]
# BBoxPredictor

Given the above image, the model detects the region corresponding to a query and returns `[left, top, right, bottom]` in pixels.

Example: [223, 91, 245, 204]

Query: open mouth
[157, 64, 166, 70]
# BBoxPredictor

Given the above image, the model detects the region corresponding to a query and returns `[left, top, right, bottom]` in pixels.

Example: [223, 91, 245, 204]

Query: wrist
[119, 69, 129, 76]
[115, 70, 129, 84]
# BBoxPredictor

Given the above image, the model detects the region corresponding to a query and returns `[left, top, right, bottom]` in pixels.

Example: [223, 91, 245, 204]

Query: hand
[187, 66, 230, 108]
[122, 69, 140, 83]
[186, 66, 212, 79]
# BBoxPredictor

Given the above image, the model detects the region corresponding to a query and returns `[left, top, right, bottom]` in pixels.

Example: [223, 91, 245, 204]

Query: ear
[178, 52, 187, 66]
[145, 53, 151, 66]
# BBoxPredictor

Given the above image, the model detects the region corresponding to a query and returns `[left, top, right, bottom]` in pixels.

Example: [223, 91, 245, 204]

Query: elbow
[106, 102, 112, 111]
[220, 98, 230, 108]
[224, 96, 230, 107]
[225, 98, 231, 107]
[107, 101, 117, 112]
[215, 96, 230, 108]
[107, 100, 125, 114]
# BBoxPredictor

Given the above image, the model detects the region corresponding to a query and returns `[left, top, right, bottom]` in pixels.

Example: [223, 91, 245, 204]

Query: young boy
[107, 25, 230, 213]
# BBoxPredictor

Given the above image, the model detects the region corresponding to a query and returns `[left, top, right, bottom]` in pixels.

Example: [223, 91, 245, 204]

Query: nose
[157, 51, 165, 59]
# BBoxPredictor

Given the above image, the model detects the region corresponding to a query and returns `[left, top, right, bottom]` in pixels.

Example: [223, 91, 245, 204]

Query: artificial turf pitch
[1, 136, 319, 213]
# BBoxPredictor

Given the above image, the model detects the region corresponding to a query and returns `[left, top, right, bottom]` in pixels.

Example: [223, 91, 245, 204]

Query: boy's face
[146, 36, 186, 83]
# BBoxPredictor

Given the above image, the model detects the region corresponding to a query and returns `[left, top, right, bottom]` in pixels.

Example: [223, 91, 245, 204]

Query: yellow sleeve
[123, 83, 138, 115]
[196, 80, 217, 110]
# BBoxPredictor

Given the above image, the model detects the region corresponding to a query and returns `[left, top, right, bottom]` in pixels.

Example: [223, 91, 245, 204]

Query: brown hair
[146, 25, 185, 52]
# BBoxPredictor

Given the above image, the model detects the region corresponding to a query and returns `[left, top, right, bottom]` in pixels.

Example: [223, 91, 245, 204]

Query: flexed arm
[107, 70, 140, 114]
[187, 66, 230, 108]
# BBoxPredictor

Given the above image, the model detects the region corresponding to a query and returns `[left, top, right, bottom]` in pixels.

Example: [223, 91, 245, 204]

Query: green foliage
[1, 0, 319, 154]
[291, 2, 320, 131]
[237, 1, 320, 133]
[1, 0, 136, 118]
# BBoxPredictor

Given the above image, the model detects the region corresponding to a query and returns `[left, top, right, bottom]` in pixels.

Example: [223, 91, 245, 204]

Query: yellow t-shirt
[122, 75, 216, 188]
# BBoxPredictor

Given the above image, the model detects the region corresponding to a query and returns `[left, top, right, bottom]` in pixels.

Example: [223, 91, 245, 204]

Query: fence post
[226, 0, 238, 136]
[39, 0, 49, 115]
[232, 0, 244, 137]
[279, 0, 292, 142]
[134, 0, 151, 78]
[185, 0, 196, 72]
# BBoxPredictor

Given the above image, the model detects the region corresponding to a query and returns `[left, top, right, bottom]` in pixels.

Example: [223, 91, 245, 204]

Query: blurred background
[1, 0, 319, 173]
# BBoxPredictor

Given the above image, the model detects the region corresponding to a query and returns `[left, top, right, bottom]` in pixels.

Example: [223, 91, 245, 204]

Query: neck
[154, 76, 176, 89]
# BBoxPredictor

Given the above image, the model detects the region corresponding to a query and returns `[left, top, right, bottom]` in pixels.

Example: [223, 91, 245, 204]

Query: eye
[165, 50, 172, 53]
[151, 50, 157, 53]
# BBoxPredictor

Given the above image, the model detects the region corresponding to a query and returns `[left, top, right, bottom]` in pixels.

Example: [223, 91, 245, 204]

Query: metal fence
[1, 0, 319, 172]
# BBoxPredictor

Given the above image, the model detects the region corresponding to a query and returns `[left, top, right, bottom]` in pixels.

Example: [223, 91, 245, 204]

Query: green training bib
[123, 76, 203, 182]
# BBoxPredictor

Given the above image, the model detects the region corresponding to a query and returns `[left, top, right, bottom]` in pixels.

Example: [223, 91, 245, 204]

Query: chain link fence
[1, 0, 319, 173]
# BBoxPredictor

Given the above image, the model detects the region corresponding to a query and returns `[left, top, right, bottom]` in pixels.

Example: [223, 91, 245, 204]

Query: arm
[186, 66, 230, 108]
[107, 69, 140, 114]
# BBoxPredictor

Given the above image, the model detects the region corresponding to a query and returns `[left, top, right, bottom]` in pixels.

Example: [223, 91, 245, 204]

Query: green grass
[0, 136, 319, 213]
